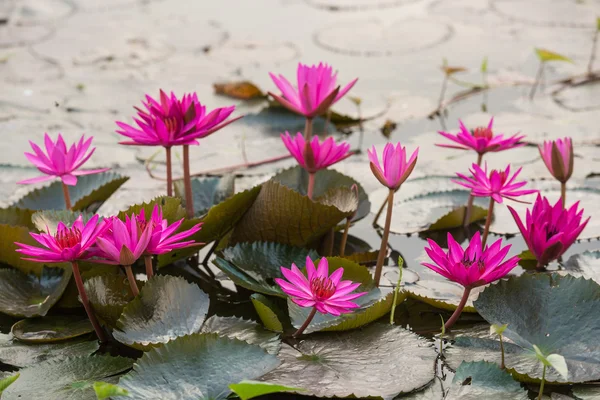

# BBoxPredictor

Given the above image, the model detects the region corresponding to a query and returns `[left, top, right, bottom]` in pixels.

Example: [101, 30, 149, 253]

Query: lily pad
[119, 333, 280, 400]
[0, 333, 98, 368]
[158, 185, 261, 267]
[250, 294, 287, 333]
[230, 180, 349, 247]
[2, 354, 133, 400]
[213, 242, 319, 297]
[572, 386, 600, 399]
[447, 361, 528, 400]
[473, 273, 600, 383]
[11, 316, 93, 343]
[272, 166, 370, 223]
[406, 280, 484, 313]
[260, 323, 436, 399]
[174, 175, 235, 217]
[84, 274, 134, 328]
[0, 266, 72, 317]
[113, 276, 210, 350]
[562, 251, 600, 284]
[0, 207, 35, 229]
[31, 210, 96, 234]
[200, 315, 281, 355]
[13, 172, 128, 212]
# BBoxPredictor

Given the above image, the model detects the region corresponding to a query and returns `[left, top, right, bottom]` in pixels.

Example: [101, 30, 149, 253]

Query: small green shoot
[439, 315, 445, 357]
[93, 381, 130, 399]
[490, 323, 508, 369]
[389, 256, 404, 325]
[533, 344, 568, 400]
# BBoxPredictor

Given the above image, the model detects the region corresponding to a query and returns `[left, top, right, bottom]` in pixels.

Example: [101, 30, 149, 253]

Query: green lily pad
[11, 316, 93, 343]
[572, 386, 600, 399]
[119, 333, 280, 400]
[0, 266, 72, 317]
[342, 250, 379, 265]
[113, 276, 209, 350]
[229, 180, 349, 247]
[562, 251, 600, 284]
[0, 333, 98, 368]
[447, 361, 528, 400]
[2, 354, 133, 400]
[174, 175, 235, 217]
[31, 210, 96, 234]
[406, 280, 484, 313]
[0, 373, 19, 395]
[84, 273, 135, 328]
[0, 207, 35, 229]
[272, 166, 370, 223]
[213, 242, 319, 297]
[158, 185, 261, 267]
[229, 380, 302, 400]
[385, 190, 488, 234]
[13, 172, 129, 212]
[250, 294, 287, 333]
[93, 381, 129, 399]
[200, 315, 281, 355]
[473, 273, 600, 383]
[260, 323, 436, 399]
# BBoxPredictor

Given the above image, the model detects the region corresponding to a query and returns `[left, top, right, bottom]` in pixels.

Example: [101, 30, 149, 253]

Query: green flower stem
[374, 189, 395, 286]
[538, 364, 547, 400]
[144, 255, 154, 279]
[389, 257, 404, 324]
[61, 182, 72, 210]
[307, 173, 315, 200]
[561, 182, 566, 208]
[293, 307, 317, 338]
[463, 153, 483, 227]
[444, 287, 472, 331]
[124, 265, 139, 296]
[481, 197, 495, 247]
[183, 145, 194, 219]
[499, 335, 506, 369]
[165, 147, 173, 197]
[71, 261, 106, 343]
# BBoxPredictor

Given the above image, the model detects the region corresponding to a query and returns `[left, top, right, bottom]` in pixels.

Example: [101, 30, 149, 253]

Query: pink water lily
[539, 137, 573, 184]
[18, 133, 109, 186]
[508, 195, 589, 269]
[437, 118, 525, 155]
[269, 62, 358, 118]
[281, 131, 352, 174]
[95, 216, 152, 266]
[454, 163, 537, 204]
[368, 142, 419, 190]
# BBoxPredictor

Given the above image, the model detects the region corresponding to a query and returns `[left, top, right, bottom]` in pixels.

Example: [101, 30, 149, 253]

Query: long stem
[71, 261, 106, 343]
[183, 145, 194, 218]
[124, 265, 139, 296]
[144, 255, 154, 279]
[482, 197, 495, 247]
[293, 307, 317, 338]
[538, 365, 547, 400]
[374, 189, 395, 286]
[165, 147, 173, 196]
[389, 257, 404, 325]
[529, 62, 545, 100]
[463, 153, 483, 227]
[339, 218, 351, 256]
[438, 75, 449, 110]
[307, 173, 315, 199]
[373, 196, 388, 226]
[444, 287, 472, 331]
[62, 183, 72, 210]
[560, 182, 566, 208]
[588, 29, 599, 76]
[304, 117, 313, 141]
[499, 335, 505, 369]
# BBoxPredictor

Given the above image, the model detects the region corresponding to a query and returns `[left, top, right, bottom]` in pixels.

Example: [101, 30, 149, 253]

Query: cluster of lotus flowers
[14, 62, 590, 339]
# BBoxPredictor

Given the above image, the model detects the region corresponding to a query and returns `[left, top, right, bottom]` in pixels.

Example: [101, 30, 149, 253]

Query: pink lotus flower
[508, 195, 589, 268]
[454, 163, 537, 204]
[18, 134, 109, 186]
[95, 216, 152, 265]
[539, 137, 573, 184]
[368, 142, 419, 190]
[133, 205, 203, 255]
[423, 232, 519, 288]
[116, 90, 240, 147]
[15, 215, 109, 263]
[269, 63, 358, 118]
[281, 132, 352, 173]
[437, 118, 525, 155]
[275, 257, 367, 316]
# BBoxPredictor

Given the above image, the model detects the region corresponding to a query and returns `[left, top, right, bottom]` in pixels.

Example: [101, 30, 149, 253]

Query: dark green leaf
[0, 266, 72, 317]
[119, 333, 279, 400]
[201, 315, 281, 355]
[250, 294, 286, 333]
[229, 380, 302, 400]
[2, 354, 133, 400]
[114, 276, 209, 350]
[117, 196, 185, 223]
[260, 323, 436, 399]
[84, 273, 135, 328]
[174, 176, 235, 217]
[93, 381, 129, 399]
[11, 316, 93, 343]
[447, 361, 528, 400]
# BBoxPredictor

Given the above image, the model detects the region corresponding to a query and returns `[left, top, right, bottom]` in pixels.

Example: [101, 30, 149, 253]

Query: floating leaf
[2, 355, 133, 400]
[573, 386, 600, 399]
[213, 242, 319, 297]
[535, 48, 573, 63]
[84, 273, 134, 328]
[0, 373, 19, 395]
[261, 323, 436, 399]
[406, 280, 483, 313]
[93, 381, 129, 399]
[213, 81, 265, 100]
[174, 176, 235, 217]
[315, 186, 359, 216]
[472, 273, 600, 383]
[119, 333, 279, 400]
[447, 361, 528, 400]
[250, 294, 286, 333]
[113, 276, 209, 350]
[562, 250, 600, 284]
[201, 315, 281, 355]
[11, 316, 93, 343]
[31, 210, 96, 234]
[0, 207, 35, 229]
[229, 380, 302, 400]
[0, 266, 72, 317]
[13, 172, 128, 212]
[229, 180, 348, 247]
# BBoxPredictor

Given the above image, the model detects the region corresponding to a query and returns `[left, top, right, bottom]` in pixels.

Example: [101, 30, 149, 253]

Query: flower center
[55, 227, 81, 249]
[163, 116, 179, 135]
[310, 276, 336, 300]
[472, 127, 493, 140]
[546, 225, 559, 241]
[491, 169, 508, 184]
[462, 255, 485, 271]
